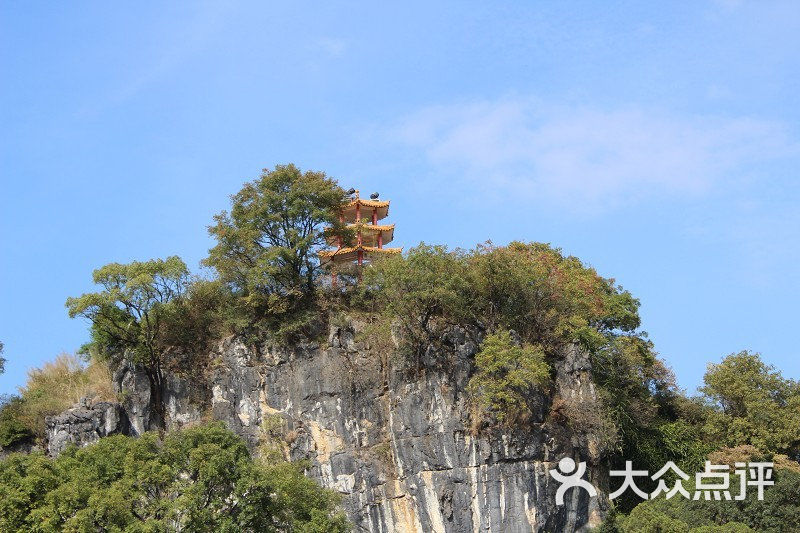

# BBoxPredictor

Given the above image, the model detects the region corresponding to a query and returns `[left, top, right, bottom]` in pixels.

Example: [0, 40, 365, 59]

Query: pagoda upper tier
[340, 196, 390, 223]
[319, 190, 401, 273]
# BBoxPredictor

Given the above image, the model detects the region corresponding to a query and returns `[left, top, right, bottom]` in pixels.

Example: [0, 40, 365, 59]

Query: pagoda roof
[325, 223, 395, 247]
[341, 197, 390, 223]
[319, 245, 402, 263]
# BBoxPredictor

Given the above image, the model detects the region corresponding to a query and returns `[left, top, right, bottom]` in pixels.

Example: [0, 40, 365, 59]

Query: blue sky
[1, 1, 798, 395]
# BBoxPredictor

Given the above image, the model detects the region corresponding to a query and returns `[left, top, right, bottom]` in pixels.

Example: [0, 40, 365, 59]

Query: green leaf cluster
[0, 396, 32, 449]
[467, 330, 550, 426]
[609, 467, 800, 533]
[65, 256, 189, 367]
[203, 164, 350, 338]
[612, 351, 800, 529]
[615, 503, 755, 532]
[0, 422, 348, 532]
[699, 351, 800, 458]
[361, 241, 641, 359]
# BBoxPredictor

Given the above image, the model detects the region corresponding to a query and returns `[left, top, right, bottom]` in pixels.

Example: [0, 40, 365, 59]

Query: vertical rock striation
[206, 321, 609, 532]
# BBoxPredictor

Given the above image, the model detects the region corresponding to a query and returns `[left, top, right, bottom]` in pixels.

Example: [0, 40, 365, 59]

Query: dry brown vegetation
[15, 353, 116, 439]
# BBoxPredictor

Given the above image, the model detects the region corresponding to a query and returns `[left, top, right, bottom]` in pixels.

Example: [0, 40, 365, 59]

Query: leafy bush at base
[0, 422, 348, 532]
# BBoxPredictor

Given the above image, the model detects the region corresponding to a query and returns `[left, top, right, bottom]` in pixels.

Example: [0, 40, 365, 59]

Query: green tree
[612, 466, 800, 533]
[700, 351, 800, 458]
[0, 422, 348, 532]
[0, 340, 5, 375]
[204, 164, 350, 337]
[467, 330, 551, 426]
[617, 504, 689, 533]
[65, 256, 189, 427]
[363, 242, 642, 354]
[0, 396, 32, 449]
[360, 243, 473, 363]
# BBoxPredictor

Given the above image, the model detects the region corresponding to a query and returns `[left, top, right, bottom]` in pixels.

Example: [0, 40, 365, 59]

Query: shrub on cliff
[467, 330, 551, 426]
[362, 241, 641, 356]
[0, 422, 349, 532]
[361, 242, 674, 438]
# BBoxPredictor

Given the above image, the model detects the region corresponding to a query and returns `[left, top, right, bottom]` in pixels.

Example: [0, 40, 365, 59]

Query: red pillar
[372, 208, 377, 225]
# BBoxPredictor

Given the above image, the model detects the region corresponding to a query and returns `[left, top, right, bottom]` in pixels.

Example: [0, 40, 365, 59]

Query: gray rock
[203, 323, 609, 532]
[45, 399, 130, 456]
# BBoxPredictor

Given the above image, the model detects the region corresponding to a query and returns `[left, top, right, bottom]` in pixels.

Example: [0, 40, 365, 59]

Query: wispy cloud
[77, 2, 233, 116]
[316, 37, 347, 58]
[391, 97, 798, 210]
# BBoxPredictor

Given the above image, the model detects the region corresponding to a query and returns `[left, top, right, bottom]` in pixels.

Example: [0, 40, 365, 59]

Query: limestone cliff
[46, 320, 610, 532]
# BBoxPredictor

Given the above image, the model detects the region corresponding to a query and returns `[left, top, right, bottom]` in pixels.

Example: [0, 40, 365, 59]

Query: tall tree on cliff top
[65, 256, 189, 427]
[204, 164, 350, 335]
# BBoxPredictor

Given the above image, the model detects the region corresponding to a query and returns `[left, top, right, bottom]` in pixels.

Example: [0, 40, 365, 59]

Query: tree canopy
[700, 351, 800, 459]
[65, 256, 189, 427]
[65, 256, 189, 364]
[204, 164, 350, 336]
[0, 422, 348, 532]
[362, 241, 641, 356]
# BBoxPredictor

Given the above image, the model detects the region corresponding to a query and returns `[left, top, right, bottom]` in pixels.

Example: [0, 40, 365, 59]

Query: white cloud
[392, 97, 797, 210]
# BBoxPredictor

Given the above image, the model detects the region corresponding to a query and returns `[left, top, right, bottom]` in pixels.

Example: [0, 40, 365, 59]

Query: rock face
[46, 320, 610, 532]
[208, 322, 609, 532]
[46, 399, 130, 456]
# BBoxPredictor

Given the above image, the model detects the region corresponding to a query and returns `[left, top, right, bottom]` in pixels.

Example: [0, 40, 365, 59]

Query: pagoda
[319, 189, 401, 283]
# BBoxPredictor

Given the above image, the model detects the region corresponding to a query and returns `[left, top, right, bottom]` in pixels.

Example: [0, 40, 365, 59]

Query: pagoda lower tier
[318, 244, 401, 264]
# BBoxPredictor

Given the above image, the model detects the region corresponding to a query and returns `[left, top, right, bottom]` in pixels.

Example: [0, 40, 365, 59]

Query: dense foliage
[606, 465, 800, 533]
[361, 241, 641, 355]
[0, 396, 30, 449]
[204, 164, 351, 337]
[599, 353, 800, 531]
[699, 351, 800, 459]
[467, 330, 551, 426]
[0, 422, 348, 532]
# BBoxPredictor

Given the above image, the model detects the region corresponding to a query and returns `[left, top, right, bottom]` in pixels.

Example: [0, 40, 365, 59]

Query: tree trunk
[145, 366, 166, 430]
